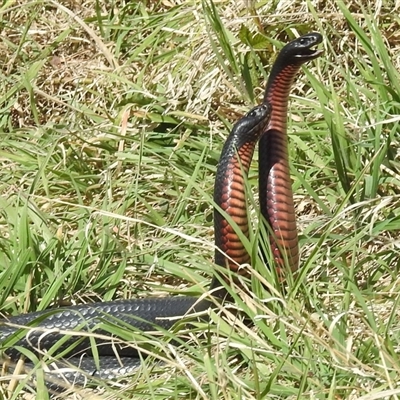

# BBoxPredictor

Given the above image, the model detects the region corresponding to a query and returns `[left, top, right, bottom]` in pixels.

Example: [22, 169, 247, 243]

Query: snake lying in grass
[0, 32, 323, 388]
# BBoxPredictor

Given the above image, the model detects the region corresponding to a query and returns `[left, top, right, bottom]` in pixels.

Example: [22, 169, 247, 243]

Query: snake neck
[264, 62, 303, 134]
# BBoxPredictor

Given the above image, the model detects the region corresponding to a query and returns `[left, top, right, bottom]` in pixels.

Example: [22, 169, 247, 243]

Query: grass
[0, 0, 400, 399]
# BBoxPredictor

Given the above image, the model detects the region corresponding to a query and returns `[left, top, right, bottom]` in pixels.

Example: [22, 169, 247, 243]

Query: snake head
[263, 32, 323, 105]
[227, 103, 272, 149]
[285, 32, 324, 61]
[236, 103, 272, 137]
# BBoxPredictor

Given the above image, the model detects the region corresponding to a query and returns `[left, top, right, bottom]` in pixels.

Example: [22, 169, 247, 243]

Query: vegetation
[0, 0, 399, 399]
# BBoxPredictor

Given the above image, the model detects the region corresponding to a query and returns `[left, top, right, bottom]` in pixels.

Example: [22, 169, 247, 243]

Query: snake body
[259, 32, 323, 274]
[0, 104, 271, 378]
[0, 33, 323, 384]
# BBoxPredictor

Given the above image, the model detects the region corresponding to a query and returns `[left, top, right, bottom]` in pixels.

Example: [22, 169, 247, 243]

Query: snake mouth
[291, 32, 323, 60]
[295, 48, 324, 60]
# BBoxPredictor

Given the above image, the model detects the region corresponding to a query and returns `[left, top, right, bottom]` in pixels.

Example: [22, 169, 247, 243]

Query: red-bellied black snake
[0, 32, 323, 387]
[260, 32, 323, 275]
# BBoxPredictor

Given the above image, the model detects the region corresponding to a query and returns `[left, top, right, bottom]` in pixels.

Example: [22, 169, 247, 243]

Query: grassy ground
[1, 0, 400, 399]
